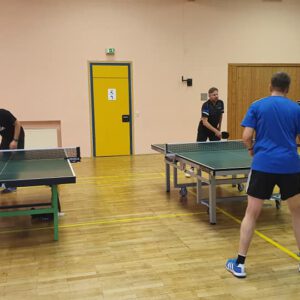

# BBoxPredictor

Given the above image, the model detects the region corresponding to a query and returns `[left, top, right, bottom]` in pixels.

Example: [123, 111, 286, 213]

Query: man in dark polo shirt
[0, 109, 25, 193]
[185, 87, 224, 178]
[197, 87, 224, 141]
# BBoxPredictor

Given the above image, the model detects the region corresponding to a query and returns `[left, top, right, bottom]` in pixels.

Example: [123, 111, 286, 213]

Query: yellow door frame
[89, 62, 133, 156]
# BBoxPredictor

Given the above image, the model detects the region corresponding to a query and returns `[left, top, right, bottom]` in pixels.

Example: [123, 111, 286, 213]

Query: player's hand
[215, 131, 222, 139]
[9, 140, 18, 149]
[248, 149, 254, 157]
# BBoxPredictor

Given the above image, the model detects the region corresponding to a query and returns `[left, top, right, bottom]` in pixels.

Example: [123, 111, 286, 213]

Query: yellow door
[91, 64, 132, 156]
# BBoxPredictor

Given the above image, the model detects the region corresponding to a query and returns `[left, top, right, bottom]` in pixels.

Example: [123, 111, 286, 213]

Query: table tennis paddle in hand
[221, 131, 229, 139]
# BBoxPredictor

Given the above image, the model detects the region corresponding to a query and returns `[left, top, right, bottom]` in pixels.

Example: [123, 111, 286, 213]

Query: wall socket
[201, 93, 208, 101]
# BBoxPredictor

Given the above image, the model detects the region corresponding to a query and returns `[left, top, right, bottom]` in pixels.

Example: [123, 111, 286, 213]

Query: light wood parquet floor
[0, 154, 299, 300]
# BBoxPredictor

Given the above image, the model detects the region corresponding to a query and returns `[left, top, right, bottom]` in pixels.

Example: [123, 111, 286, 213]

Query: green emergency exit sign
[105, 48, 115, 55]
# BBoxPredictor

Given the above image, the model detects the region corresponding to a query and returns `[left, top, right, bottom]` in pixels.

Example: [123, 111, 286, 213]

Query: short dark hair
[271, 72, 291, 92]
[208, 87, 218, 94]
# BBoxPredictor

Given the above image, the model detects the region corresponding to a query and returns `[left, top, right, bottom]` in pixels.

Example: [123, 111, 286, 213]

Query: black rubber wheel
[237, 184, 244, 192]
[179, 186, 187, 197]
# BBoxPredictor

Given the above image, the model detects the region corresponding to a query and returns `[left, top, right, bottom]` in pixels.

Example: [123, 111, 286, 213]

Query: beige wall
[1, 0, 300, 156]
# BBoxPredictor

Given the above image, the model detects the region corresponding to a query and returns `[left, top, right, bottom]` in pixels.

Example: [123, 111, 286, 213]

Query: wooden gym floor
[0, 154, 299, 300]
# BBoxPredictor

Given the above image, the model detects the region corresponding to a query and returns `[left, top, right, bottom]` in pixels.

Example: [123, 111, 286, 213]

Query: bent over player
[0, 109, 25, 193]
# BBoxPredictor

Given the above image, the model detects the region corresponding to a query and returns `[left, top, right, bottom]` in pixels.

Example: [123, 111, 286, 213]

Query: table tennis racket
[221, 131, 229, 139]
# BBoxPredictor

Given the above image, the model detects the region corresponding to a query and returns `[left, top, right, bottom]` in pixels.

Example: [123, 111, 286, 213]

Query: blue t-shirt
[241, 96, 300, 174]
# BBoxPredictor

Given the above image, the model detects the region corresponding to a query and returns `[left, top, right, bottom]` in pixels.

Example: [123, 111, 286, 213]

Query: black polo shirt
[200, 99, 224, 129]
[0, 109, 17, 139]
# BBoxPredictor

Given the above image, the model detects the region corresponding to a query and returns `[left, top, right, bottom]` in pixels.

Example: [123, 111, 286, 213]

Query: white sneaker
[185, 168, 194, 178]
[185, 171, 191, 178]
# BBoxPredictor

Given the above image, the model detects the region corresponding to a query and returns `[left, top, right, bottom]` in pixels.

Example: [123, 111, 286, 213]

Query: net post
[76, 147, 81, 162]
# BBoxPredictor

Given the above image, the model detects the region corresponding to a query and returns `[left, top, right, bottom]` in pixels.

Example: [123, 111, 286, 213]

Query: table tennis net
[0, 147, 81, 162]
[165, 141, 246, 153]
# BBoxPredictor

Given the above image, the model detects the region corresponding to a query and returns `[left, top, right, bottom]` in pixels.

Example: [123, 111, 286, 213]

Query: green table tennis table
[0, 147, 79, 240]
[152, 140, 253, 224]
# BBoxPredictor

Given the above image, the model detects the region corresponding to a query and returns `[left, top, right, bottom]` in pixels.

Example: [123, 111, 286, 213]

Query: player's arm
[296, 109, 300, 145]
[9, 119, 22, 149]
[217, 101, 224, 131]
[217, 114, 223, 131]
[202, 117, 221, 138]
[242, 127, 255, 156]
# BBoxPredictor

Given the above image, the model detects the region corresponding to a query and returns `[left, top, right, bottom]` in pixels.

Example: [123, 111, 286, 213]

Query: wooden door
[228, 64, 300, 139]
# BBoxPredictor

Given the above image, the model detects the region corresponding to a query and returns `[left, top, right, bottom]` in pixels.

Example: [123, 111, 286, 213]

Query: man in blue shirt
[226, 72, 300, 278]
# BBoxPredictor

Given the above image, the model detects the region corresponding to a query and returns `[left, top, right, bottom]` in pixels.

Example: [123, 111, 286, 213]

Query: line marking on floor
[188, 190, 300, 262]
[0, 212, 205, 235]
[76, 171, 300, 262]
[1, 171, 299, 262]
[217, 206, 300, 261]
[162, 171, 299, 262]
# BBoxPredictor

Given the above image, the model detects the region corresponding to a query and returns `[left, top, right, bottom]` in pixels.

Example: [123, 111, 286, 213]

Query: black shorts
[247, 170, 300, 200]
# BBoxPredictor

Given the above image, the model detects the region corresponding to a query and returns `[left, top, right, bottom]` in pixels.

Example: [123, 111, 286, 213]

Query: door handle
[122, 115, 130, 122]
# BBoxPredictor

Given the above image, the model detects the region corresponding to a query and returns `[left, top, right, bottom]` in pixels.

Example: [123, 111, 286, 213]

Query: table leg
[51, 185, 59, 241]
[209, 175, 217, 224]
[165, 162, 170, 192]
[173, 166, 178, 188]
[232, 174, 237, 187]
[196, 169, 202, 204]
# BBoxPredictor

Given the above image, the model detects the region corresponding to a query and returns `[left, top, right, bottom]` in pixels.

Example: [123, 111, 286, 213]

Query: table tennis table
[152, 140, 253, 224]
[0, 147, 79, 240]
